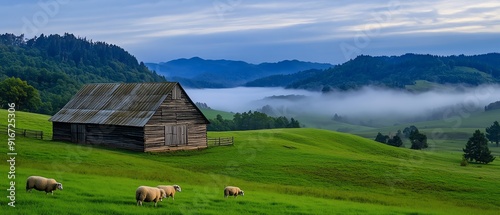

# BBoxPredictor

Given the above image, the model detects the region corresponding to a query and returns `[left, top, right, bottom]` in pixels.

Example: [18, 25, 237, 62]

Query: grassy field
[1, 110, 499, 214]
[200, 108, 235, 120]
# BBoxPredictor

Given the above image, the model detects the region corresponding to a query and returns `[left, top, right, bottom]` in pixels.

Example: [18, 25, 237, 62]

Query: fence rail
[207, 137, 234, 147]
[0, 125, 44, 140]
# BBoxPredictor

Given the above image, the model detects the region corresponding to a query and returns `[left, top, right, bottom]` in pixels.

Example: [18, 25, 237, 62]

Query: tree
[374, 132, 388, 143]
[0, 77, 42, 112]
[463, 130, 496, 164]
[387, 136, 403, 147]
[0, 33, 167, 115]
[485, 121, 500, 147]
[288, 118, 300, 128]
[403, 125, 418, 138]
[208, 111, 300, 131]
[409, 129, 428, 150]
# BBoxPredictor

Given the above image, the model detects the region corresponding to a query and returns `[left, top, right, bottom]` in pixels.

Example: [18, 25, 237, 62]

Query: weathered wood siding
[85, 124, 144, 151]
[53, 122, 72, 142]
[53, 122, 144, 151]
[144, 86, 208, 151]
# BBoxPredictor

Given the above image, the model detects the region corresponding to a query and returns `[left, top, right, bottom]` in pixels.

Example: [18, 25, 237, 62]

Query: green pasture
[200, 108, 235, 120]
[0, 110, 499, 214]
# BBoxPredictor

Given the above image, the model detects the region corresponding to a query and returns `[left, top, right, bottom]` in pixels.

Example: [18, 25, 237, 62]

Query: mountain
[0, 33, 166, 114]
[244, 69, 321, 87]
[145, 58, 333, 88]
[287, 53, 500, 91]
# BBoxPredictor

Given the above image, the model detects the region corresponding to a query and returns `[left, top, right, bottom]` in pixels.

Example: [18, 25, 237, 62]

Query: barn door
[165, 125, 187, 146]
[71, 124, 86, 144]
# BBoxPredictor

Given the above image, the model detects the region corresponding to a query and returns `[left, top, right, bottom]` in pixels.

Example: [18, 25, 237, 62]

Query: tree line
[208, 111, 301, 131]
[375, 122, 498, 164]
[484, 100, 500, 112]
[0, 33, 165, 114]
[374, 125, 427, 149]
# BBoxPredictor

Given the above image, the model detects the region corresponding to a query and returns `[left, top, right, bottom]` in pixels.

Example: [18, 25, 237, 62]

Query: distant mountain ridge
[145, 57, 333, 88]
[245, 69, 321, 87]
[148, 53, 500, 91]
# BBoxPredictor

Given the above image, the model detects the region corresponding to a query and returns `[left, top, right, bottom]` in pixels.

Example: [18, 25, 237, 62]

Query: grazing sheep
[26, 176, 63, 195]
[136, 186, 166, 207]
[157, 185, 182, 200]
[224, 186, 244, 198]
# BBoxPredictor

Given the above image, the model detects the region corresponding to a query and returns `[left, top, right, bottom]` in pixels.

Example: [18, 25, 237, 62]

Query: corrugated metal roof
[49, 82, 177, 127]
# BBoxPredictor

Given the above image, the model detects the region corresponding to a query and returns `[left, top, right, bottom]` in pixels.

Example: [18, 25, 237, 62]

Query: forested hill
[0, 33, 165, 114]
[287, 53, 500, 91]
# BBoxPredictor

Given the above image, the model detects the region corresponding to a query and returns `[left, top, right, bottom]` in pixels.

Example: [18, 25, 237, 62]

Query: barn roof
[49, 82, 202, 127]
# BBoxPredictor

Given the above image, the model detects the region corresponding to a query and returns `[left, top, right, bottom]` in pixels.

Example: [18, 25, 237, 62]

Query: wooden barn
[49, 82, 210, 152]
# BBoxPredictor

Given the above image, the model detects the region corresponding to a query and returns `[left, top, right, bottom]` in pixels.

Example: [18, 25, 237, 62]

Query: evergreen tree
[463, 130, 496, 164]
[485, 121, 500, 147]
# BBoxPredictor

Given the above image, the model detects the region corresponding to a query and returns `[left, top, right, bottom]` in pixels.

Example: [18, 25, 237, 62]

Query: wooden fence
[207, 137, 234, 147]
[0, 125, 44, 140]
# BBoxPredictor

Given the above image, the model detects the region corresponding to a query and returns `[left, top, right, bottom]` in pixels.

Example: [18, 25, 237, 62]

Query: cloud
[185, 85, 500, 124]
[1, 0, 500, 63]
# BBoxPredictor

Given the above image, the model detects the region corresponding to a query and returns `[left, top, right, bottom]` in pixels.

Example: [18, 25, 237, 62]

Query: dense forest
[285, 53, 500, 91]
[0, 33, 166, 114]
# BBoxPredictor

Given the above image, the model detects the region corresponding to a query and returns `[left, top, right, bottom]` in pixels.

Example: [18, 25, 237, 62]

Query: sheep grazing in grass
[224, 186, 244, 198]
[157, 185, 182, 200]
[26, 176, 63, 195]
[136, 186, 166, 207]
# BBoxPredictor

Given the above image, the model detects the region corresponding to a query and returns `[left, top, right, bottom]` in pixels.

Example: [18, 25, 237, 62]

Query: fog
[185, 85, 500, 125]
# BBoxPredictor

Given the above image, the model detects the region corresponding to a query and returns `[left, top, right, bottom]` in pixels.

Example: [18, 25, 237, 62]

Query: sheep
[136, 186, 166, 207]
[224, 186, 244, 198]
[157, 185, 181, 201]
[26, 176, 63, 195]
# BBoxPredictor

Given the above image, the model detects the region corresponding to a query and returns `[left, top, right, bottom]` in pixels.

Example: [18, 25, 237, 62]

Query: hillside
[0, 33, 166, 114]
[1, 110, 499, 214]
[244, 69, 321, 87]
[288, 53, 500, 91]
[145, 57, 332, 88]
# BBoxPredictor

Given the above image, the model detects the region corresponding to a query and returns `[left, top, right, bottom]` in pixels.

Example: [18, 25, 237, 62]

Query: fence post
[41, 131, 43, 140]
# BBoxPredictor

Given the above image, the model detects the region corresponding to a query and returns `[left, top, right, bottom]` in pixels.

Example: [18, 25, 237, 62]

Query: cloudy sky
[1, 0, 500, 64]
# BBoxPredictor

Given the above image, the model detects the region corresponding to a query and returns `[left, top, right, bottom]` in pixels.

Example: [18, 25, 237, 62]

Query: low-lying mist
[185, 85, 500, 126]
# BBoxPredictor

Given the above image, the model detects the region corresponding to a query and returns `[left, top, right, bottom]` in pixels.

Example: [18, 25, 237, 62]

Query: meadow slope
[1, 110, 499, 214]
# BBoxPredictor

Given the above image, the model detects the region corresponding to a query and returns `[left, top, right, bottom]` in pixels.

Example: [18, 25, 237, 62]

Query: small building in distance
[49, 82, 209, 152]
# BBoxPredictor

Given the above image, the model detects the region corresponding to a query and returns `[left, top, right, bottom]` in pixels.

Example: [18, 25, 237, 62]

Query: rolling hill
[1, 109, 499, 214]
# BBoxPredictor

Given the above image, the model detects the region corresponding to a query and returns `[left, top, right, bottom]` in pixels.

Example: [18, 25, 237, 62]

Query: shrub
[460, 157, 469, 166]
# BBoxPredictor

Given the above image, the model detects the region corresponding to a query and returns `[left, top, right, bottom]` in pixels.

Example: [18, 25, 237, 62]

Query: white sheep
[224, 186, 244, 198]
[136, 186, 166, 207]
[26, 176, 63, 195]
[157, 185, 182, 200]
